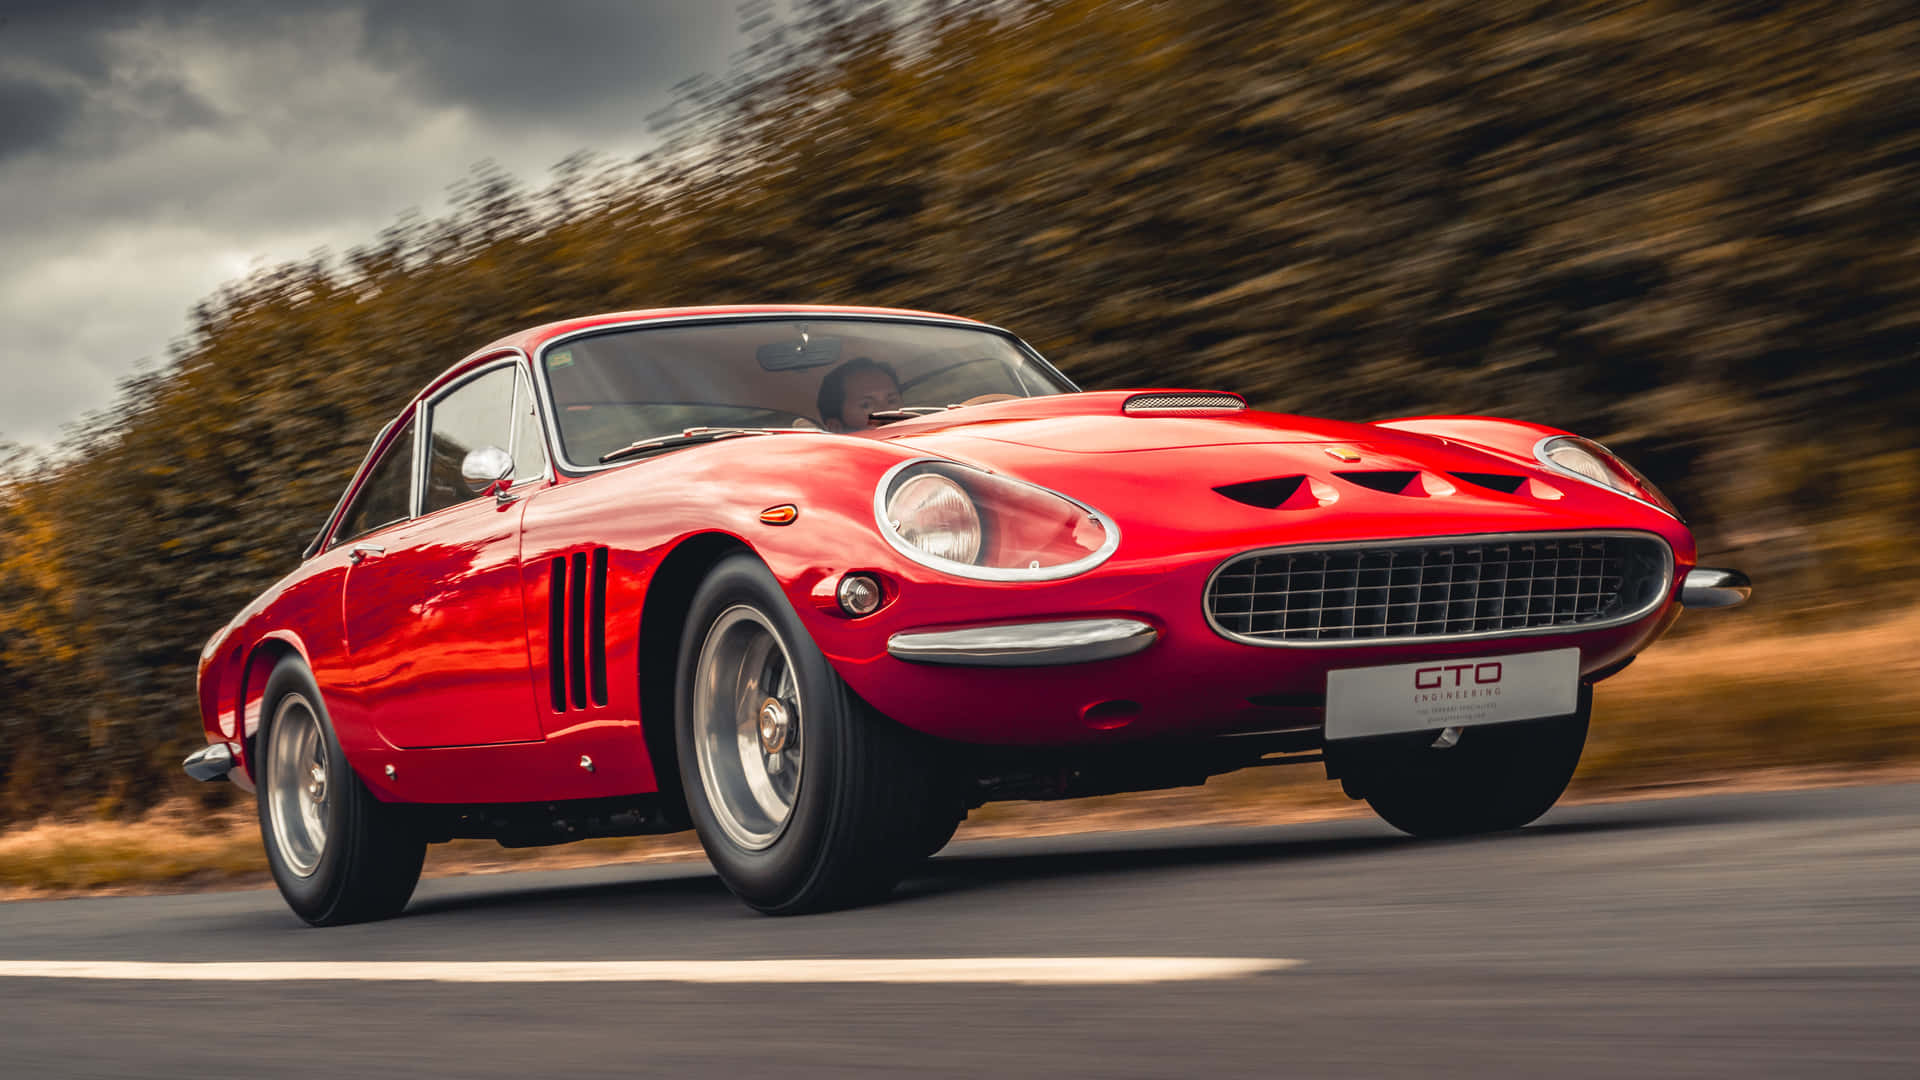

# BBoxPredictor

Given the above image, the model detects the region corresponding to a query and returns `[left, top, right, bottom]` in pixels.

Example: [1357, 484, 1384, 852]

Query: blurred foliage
[1, 0, 1915, 820]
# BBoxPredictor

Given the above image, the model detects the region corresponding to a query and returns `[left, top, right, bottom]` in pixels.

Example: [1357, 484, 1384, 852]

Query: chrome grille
[1206, 534, 1671, 645]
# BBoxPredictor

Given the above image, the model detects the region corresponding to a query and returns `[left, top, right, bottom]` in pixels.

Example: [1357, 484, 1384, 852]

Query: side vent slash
[589, 547, 608, 707]
[549, 547, 611, 711]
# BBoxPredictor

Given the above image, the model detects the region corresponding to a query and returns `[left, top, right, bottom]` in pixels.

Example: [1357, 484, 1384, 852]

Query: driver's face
[835, 368, 902, 430]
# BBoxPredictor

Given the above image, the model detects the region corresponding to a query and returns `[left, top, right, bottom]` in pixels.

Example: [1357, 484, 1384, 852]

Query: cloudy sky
[0, 1, 758, 450]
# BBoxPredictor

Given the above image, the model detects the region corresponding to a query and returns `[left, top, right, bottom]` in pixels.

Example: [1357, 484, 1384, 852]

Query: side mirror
[461, 445, 515, 495]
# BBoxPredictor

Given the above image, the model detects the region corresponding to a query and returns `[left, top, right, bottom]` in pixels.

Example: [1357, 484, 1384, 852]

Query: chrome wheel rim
[692, 605, 804, 851]
[266, 692, 330, 878]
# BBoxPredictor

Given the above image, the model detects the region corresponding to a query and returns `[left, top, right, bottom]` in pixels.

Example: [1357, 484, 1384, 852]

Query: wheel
[1332, 686, 1591, 838]
[256, 656, 426, 925]
[675, 553, 943, 914]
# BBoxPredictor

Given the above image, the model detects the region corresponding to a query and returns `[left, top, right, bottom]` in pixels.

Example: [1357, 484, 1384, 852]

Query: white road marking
[0, 957, 1296, 984]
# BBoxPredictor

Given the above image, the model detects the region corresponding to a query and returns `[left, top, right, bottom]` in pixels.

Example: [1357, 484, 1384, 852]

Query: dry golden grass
[0, 803, 266, 895]
[3, 609, 1914, 899]
[1575, 608, 1920, 784]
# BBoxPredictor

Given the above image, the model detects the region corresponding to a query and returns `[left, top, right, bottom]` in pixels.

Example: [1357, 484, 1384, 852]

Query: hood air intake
[1215, 476, 1307, 509]
[1452, 472, 1528, 494]
[1123, 392, 1246, 415]
[1334, 470, 1419, 494]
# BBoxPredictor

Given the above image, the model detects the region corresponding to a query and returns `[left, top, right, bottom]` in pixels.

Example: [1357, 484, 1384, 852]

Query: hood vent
[1452, 472, 1528, 494]
[1334, 470, 1419, 495]
[1123, 392, 1246, 415]
[1215, 476, 1306, 509]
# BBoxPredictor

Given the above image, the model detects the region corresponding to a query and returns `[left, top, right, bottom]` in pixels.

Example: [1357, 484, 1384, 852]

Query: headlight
[876, 460, 1120, 580]
[887, 472, 982, 564]
[1536, 436, 1680, 519]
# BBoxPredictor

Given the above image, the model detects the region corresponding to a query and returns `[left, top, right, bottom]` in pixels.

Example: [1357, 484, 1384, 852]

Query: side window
[509, 371, 548, 482]
[423, 365, 517, 514]
[336, 416, 416, 543]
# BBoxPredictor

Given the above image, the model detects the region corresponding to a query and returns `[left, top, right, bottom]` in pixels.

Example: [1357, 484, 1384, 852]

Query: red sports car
[187, 305, 1749, 924]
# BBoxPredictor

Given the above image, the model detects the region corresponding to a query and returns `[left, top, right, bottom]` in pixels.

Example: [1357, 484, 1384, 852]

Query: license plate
[1323, 647, 1579, 741]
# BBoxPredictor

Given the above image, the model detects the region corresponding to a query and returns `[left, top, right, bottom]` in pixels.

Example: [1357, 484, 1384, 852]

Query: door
[341, 361, 552, 749]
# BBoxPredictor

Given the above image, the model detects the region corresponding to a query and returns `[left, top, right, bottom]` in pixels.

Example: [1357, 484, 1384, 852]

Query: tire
[674, 553, 942, 914]
[1333, 685, 1591, 838]
[256, 656, 426, 926]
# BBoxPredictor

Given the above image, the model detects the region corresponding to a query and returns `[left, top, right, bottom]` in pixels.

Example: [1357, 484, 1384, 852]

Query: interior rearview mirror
[757, 336, 842, 371]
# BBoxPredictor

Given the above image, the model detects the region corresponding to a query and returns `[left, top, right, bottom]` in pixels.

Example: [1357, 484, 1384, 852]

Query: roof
[412, 303, 985, 410]
[501, 304, 980, 354]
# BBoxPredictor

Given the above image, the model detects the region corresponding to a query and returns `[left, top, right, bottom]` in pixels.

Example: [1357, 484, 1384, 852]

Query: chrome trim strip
[888, 618, 1158, 667]
[407, 395, 427, 519]
[872, 457, 1122, 582]
[182, 742, 236, 782]
[1203, 530, 1676, 648]
[1680, 566, 1751, 609]
[530, 312, 1078, 476]
[1532, 436, 1680, 520]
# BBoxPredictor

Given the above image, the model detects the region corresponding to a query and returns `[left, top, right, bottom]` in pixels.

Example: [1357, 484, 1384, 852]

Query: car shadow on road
[891, 806, 1730, 905]
[401, 866, 734, 921]
[397, 800, 1735, 920]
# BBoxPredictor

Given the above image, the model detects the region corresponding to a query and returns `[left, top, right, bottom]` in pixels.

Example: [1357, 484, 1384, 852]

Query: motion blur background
[0, 0, 1915, 830]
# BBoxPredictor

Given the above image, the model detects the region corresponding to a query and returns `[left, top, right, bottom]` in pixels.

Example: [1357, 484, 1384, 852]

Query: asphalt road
[2, 783, 1917, 1078]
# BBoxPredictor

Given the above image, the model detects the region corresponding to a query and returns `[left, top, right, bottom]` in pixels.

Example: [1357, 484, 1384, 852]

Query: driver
[816, 356, 903, 431]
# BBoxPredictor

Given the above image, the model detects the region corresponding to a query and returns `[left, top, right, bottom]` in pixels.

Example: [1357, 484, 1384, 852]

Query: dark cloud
[0, 2, 739, 149]
[0, 75, 77, 160]
[0, 0, 756, 448]
[361, 1, 738, 123]
[0, 1, 236, 163]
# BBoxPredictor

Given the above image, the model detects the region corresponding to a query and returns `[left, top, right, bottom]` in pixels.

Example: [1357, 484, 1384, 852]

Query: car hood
[879, 389, 1513, 480]
[876, 391, 1677, 553]
[876, 390, 1385, 455]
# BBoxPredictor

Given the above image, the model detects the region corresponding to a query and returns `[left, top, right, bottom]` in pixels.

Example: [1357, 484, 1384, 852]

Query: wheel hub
[758, 697, 790, 754]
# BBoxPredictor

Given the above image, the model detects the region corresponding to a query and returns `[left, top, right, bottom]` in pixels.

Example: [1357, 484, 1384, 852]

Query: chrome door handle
[348, 543, 386, 564]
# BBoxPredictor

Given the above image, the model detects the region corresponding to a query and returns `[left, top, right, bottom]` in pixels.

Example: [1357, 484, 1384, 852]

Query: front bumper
[810, 520, 1702, 747]
[1679, 567, 1751, 609]
[887, 618, 1159, 666]
[182, 742, 237, 782]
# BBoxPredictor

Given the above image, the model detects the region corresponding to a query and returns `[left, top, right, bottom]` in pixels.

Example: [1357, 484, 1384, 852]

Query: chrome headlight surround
[873, 458, 1121, 582]
[1534, 436, 1681, 520]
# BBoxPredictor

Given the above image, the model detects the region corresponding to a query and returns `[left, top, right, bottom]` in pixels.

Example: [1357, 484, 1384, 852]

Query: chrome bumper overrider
[182, 742, 236, 782]
[1680, 567, 1751, 609]
[887, 618, 1159, 667]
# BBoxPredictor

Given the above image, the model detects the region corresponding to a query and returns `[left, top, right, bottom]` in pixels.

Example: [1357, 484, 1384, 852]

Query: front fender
[1370, 415, 1572, 465]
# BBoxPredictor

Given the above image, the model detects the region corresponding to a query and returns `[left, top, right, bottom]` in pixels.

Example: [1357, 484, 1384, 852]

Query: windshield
[539, 318, 1076, 467]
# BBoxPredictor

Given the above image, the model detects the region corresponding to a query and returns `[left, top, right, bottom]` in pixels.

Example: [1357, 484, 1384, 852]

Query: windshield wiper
[598, 427, 791, 465]
[865, 406, 951, 425]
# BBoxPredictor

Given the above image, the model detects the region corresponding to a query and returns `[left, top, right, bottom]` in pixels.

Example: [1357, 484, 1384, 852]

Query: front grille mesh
[1207, 534, 1668, 643]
